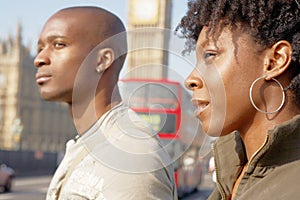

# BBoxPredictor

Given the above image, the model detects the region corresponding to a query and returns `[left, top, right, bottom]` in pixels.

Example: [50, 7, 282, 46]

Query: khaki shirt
[47, 104, 177, 200]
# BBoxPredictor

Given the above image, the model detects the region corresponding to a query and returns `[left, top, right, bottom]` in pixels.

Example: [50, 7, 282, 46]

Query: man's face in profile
[34, 12, 96, 104]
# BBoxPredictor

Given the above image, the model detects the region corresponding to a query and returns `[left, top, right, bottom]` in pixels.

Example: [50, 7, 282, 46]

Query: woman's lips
[191, 98, 209, 117]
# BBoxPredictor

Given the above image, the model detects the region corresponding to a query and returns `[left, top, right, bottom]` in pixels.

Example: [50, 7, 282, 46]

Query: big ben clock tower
[126, 0, 172, 79]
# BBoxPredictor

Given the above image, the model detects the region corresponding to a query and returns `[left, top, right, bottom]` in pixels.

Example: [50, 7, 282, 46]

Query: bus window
[137, 112, 177, 134]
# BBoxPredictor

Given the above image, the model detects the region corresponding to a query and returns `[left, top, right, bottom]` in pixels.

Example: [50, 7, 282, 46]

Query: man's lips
[191, 98, 209, 117]
[35, 73, 51, 85]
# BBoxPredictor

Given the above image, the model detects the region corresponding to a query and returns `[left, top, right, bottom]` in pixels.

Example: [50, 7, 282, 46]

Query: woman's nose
[185, 72, 203, 91]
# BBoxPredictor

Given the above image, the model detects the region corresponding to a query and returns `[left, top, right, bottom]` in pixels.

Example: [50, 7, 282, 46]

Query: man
[34, 6, 177, 199]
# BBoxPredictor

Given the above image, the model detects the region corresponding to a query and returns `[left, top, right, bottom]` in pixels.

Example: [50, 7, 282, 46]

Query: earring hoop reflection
[249, 76, 285, 114]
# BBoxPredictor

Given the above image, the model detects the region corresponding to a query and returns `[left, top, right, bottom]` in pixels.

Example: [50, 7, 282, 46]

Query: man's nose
[34, 51, 50, 67]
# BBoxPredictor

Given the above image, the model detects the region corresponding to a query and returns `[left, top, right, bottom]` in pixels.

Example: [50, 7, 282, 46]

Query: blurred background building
[0, 0, 174, 152]
[126, 0, 172, 79]
[0, 24, 75, 152]
[0, 2, 211, 188]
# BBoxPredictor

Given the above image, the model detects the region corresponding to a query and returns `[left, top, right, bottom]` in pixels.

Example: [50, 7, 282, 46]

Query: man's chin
[40, 92, 53, 101]
[40, 92, 60, 102]
[39, 89, 71, 103]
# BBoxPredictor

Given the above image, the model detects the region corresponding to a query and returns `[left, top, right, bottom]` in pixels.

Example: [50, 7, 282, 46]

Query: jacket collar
[255, 115, 300, 167]
[212, 115, 300, 197]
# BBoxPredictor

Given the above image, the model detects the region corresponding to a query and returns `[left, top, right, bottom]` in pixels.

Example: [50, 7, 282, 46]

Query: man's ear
[264, 40, 292, 81]
[96, 48, 114, 73]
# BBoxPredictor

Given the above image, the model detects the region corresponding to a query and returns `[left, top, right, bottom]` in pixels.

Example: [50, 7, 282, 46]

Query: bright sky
[0, 0, 196, 81]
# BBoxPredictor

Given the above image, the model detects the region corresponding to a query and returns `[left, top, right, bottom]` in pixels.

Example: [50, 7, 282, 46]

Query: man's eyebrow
[37, 35, 68, 45]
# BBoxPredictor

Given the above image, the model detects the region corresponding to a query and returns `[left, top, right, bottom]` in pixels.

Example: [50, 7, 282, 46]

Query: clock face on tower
[130, 0, 160, 25]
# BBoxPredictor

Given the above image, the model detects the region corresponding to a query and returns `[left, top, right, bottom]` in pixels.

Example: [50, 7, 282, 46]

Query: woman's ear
[263, 40, 292, 81]
[96, 48, 114, 73]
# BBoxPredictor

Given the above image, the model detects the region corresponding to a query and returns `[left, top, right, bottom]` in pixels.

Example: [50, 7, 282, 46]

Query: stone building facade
[0, 24, 75, 152]
[126, 0, 172, 79]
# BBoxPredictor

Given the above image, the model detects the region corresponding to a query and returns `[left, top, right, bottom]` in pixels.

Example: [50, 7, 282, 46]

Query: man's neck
[70, 95, 121, 135]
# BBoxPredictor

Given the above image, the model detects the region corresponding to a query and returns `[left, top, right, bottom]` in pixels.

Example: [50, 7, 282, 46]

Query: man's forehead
[40, 17, 90, 43]
[54, 7, 107, 19]
[45, 11, 96, 32]
[47, 8, 110, 33]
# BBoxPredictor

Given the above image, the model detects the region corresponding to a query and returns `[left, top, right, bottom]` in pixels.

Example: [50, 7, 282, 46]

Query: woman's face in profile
[185, 26, 267, 137]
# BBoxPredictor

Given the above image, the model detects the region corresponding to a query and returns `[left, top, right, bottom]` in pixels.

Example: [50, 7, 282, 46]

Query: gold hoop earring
[249, 76, 285, 114]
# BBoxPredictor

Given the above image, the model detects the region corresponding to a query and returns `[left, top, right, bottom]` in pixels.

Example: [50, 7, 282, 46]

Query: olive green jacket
[208, 115, 300, 200]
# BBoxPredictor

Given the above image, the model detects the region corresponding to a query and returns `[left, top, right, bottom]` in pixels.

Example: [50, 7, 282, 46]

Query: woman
[176, 0, 300, 199]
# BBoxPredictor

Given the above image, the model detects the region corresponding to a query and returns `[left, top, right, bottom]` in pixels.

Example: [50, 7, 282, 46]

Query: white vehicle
[0, 164, 15, 192]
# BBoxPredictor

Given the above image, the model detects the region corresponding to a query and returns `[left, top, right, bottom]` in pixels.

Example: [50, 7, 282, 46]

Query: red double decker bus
[119, 78, 206, 197]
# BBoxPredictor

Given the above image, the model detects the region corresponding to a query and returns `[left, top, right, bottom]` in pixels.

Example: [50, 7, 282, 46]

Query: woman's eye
[204, 52, 216, 59]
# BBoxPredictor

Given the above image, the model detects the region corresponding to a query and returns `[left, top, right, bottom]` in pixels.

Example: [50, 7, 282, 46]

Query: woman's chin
[200, 119, 230, 137]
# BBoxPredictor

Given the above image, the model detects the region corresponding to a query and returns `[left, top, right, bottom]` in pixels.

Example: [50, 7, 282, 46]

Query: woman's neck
[239, 103, 299, 160]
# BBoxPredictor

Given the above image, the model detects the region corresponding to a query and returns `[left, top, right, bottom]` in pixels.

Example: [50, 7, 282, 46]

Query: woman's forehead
[196, 25, 255, 48]
[196, 27, 232, 48]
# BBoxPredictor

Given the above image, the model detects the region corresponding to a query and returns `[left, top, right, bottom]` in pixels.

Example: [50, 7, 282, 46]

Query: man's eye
[54, 42, 66, 48]
[37, 47, 43, 53]
[36, 45, 44, 53]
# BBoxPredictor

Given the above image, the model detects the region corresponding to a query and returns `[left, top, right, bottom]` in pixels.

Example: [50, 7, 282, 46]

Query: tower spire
[16, 22, 22, 46]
